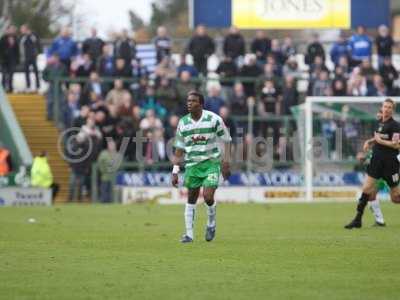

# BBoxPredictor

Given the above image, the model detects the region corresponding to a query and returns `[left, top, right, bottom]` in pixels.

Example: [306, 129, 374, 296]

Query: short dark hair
[188, 90, 204, 105]
[384, 98, 396, 109]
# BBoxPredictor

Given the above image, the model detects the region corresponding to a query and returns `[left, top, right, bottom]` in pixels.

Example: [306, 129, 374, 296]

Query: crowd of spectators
[1, 23, 399, 201]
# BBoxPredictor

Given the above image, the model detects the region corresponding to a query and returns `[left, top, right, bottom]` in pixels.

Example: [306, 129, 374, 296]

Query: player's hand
[172, 173, 179, 188]
[363, 140, 370, 152]
[221, 161, 231, 181]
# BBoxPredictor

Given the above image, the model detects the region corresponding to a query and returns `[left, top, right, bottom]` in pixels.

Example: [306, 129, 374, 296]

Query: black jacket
[114, 38, 136, 63]
[305, 42, 325, 65]
[223, 33, 245, 59]
[153, 36, 172, 62]
[0, 34, 19, 64]
[376, 35, 393, 57]
[82, 37, 105, 61]
[187, 35, 215, 60]
[251, 37, 271, 59]
[19, 33, 41, 62]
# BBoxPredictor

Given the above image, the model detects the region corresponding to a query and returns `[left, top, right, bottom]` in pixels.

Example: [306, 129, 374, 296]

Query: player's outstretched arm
[171, 148, 184, 188]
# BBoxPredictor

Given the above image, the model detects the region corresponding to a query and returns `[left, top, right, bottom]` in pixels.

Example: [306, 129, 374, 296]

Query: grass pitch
[1, 202, 400, 300]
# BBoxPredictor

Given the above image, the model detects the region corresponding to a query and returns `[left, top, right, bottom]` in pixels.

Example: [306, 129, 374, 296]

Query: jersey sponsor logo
[191, 135, 207, 144]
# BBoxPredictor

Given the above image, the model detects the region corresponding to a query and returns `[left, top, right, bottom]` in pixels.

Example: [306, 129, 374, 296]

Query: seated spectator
[305, 33, 325, 65]
[154, 56, 177, 80]
[230, 82, 248, 116]
[72, 105, 90, 128]
[281, 75, 299, 115]
[257, 80, 281, 116]
[204, 86, 225, 114]
[140, 109, 165, 163]
[349, 25, 372, 66]
[0, 144, 11, 176]
[330, 33, 350, 66]
[105, 79, 130, 108]
[216, 56, 238, 100]
[155, 77, 178, 114]
[270, 39, 285, 66]
[164, 114, 180, 141]
[239, 54, 262, 97]
[42, 54, 67, 120]
[308, 55, 329, 95]
[64, 91, 80, 128]
[176, 71, 198, 109]
[376, 25, 394, 67]
[82, 71, 105, 102]
[131, 58, 149, 79]
[97, 44, 115, 77]
[281, 37, 297, 63]
[266, 54, 283, 77]
[379, 56, 398, 92]
[139, 86, 167, 119]
[332, 78, 348, 96]
[117, 92, 135, 117]
[347, 73, 368, 96]
[283, 56, 302, 79]
[251, 30, 271, 65]
[97, 139, 123, 203]
[31, 151, 59, 200]
[113, 58, 131, 78]
[312, 70, 332, 96]
[337, 56, 351, 78]
[360, 59, 377, 85]
[368, 75, 388, 96]
[219, 106, 237, 140]
[177, 54, 198, 78]
[257, 63, 281, 95]
[223, 26, 245, 65]
[75, 53, 96, 78]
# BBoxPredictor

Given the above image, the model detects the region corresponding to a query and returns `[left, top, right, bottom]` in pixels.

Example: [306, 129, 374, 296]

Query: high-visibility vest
[0, 148, 10, 176]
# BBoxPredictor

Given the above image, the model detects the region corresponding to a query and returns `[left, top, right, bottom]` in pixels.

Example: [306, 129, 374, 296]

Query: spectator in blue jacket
[348, 26, 372, 66]
[330, 34, 351, 66]
[48, 27, 78, 71]
[204, 85, 225, 114]
[177, 54, 198, 78]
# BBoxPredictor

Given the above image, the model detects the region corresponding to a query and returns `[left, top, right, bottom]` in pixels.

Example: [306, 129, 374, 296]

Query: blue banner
[116, 171, 364, 187]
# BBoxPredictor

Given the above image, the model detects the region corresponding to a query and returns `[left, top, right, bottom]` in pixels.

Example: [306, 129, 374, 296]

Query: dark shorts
[367, 154, 400, 187]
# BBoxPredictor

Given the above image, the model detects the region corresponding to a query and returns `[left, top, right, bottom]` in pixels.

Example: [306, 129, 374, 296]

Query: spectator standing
[48, 27, 78, 71]
[155, 77, 178, 114]
[114, 29, 136, 67]
[330, 33, 351, 66]
[216, 56, 238, 98]
[176, 71, 198, 110]
[187, 25, 215, 76]
[230, 82, 248, 116]
[42, 54, 67, 120]
[305, 33, 325, 66]
[223, 26, 245, 66]
[0, 25, 19, 92]
[19, 24, 41, 91]
[105, 79, 130, 108]
[348, 26, 372, 66]
[251, 30, 271, 65]
[82, 28, 104, 64]
[75, 53, 96, 78]
[153, 26, 172, 63]
[97, 140, 122, 203]
[31, 151, 59, 201]
[312, 70, 332, 96]
[219, 106, 237, 140]
[375, 25, 394, 67]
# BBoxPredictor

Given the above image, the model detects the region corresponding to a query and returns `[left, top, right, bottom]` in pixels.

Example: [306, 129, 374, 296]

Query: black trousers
[24, 59, 40, 89]
[1, 62, 16, 92]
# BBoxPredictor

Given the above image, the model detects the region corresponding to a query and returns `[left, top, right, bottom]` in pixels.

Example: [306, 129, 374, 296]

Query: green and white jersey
[174, 110, 232, 167]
